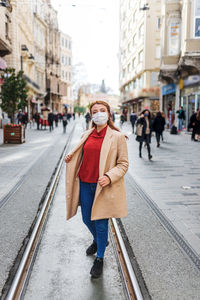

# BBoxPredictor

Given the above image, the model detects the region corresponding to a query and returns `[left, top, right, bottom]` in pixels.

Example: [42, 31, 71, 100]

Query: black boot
[86, 241, 109, 255]
[139, 152, 142, 158]
[148, 154, 152, 160]
[90, 257, 103, 278]
[86, 241, 97, 255]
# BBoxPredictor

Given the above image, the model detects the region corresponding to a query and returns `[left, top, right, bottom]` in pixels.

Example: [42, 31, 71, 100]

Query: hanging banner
[168, 20, 181, 55]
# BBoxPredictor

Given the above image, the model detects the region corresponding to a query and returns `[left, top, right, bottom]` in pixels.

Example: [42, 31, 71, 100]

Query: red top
[78, 126, 107, 183]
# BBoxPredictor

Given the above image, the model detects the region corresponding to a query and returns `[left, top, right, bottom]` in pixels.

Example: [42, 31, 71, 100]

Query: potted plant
[0, 68, 28, 143]
[3, 123, 25, 144]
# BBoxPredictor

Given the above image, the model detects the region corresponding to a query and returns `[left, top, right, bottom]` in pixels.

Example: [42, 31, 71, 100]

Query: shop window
[194, 0, 200, 38]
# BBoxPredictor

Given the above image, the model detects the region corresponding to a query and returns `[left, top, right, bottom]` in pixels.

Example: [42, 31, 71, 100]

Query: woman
[136, 109, 153, 160]
[193, 111, 200, 141]
[65, 101, 129, 278]
[153, 112, 166, 147]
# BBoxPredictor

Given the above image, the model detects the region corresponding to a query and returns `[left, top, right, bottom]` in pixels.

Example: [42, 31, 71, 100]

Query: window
[132, 34, 136, 46]
[139, 50, 143, 63]
[156, 45, 161, 59]
[128, 42, 131, 52]
[62, 37, 64, 47]
[62, 70, 64, 78]
[123, 68, 126, 78]
[128, 20, 131, 31]
[133, 11, 136, 23]
[66, 72, 68, 80]
[133, 79, 137, 89]
[128, 63, 131, 73]
[5, 15, 9, 38]
[139, 24, 144, 39]
[69, 72, 71, 81]
[62, 55, 64, 64]
[65, 56, 68, 65]
[194, 0, 200, 38]
[65, 39, 68, 48]
[132, 57, 136, 69]
[69, 41, 72, 49]
[69, 57, 71, 65]
[157, 17, 161, 30]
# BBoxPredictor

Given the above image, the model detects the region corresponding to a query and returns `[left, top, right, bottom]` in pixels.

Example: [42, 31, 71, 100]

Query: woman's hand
[98, 175, 111, 187]
[65, 154, 73, 163]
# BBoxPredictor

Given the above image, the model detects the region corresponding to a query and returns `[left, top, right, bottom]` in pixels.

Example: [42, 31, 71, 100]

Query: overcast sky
[51, 0, 120, 94]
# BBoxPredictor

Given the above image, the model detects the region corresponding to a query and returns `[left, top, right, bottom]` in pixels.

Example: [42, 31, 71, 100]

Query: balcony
[24, 74, 40, 91]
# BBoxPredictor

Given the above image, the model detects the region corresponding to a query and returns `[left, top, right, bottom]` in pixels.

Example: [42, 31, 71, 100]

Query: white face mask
[92, 112, 108, 125]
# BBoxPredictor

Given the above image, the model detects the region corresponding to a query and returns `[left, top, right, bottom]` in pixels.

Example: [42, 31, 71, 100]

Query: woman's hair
[196, 111, 200, 121]
[89, 100, 120, 132]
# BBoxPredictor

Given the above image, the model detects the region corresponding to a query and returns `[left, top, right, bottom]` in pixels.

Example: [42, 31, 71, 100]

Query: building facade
[0, 0, 12, 125]
[119, 0, 161, 117]
[159, 0, 200, 128]
[60, 32, 73, 112]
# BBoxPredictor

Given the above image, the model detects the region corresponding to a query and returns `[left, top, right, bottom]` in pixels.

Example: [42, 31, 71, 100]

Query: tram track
[3, 122, 145, 300]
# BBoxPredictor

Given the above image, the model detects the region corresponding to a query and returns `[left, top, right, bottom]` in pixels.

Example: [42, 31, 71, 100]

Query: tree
[0, 68, 28, 123]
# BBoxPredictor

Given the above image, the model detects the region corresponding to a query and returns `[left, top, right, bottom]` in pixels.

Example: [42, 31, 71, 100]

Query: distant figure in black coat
[153, 112, 166, 147]
[193, 111, 200, 141]
[48, 111, 54, 132]
[189, 109, 199, 140]
[136, 110, 153, 160]
[130, 111, 137, 133]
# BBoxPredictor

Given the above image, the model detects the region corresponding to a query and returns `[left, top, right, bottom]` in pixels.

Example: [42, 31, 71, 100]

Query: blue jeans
[80, 181, 109, 258]
[178, 118, 183, 131]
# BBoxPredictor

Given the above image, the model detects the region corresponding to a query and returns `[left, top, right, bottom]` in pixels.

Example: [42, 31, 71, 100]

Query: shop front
[180, 75, 200, 128]
[162, 83, 176, 128]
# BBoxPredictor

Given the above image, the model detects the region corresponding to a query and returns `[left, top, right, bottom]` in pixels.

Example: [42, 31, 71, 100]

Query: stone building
[119, 0, 161, 117]
[60, 32, 73, 113]
[159, 0, 200, 127]
[0, 0, 12, 125]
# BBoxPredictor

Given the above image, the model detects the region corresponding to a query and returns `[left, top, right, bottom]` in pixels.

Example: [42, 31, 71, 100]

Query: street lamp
[21, 44, 29, 71]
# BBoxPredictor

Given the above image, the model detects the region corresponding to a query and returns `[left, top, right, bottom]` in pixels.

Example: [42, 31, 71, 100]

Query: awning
[0, 57, 7, 70]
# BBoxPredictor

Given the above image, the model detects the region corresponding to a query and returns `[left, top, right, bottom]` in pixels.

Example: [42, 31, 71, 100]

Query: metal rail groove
[110, 218, 144, 300]
[126, 173, 200, 271]
[6, 124, 76, 300]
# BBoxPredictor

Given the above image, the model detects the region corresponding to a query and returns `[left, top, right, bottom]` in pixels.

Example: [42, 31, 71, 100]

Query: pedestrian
[85, 112, 91, 130]
[193, 110, 200, 141]
[17, 110, 23, 124]
[136, 110, 153, 160]
[22, 112, 28, 128]
[54, 113, 59, 127]
[120, 113, 125, 127]
[73, 112, 75, 120]
[48, 111, 54, 132]
[62, 113, 68, 133]
[152, 112, 166, 147]
[34, 112, 40, 130]
[188, 109, 199, 140]
[176, 106, 185, 131]
[65, 100, 129, 278]
[130, 110, 137, 133]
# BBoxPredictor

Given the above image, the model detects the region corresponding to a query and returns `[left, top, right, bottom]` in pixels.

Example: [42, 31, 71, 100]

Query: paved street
[119, 121, 200, 259]
[0, 121, 74, 296]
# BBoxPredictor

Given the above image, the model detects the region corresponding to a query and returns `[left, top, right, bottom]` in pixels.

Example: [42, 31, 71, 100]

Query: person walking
[188, 109, 199, 141]
[153, 112, 166, 147]
[85, 112, 91, 130]
[136, 110, 153, 160]
[48, 111, 54, 132]
[130, 111, 137, 133]
[193, 110, 200, 141]
[62, 113, 68, 133]
[65, 100, 129, 278]
[176, 106, 185, 132]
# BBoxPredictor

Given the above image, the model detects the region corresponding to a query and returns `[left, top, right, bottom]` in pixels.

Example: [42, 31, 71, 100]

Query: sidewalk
[120, 121, 200, 259]
[0, 122, 74, 202]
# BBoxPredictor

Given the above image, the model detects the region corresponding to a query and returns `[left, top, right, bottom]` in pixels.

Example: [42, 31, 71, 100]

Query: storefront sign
[184, 75, 200, 87]
[168, 19, 181, 55]
[162, 83, 176, 96]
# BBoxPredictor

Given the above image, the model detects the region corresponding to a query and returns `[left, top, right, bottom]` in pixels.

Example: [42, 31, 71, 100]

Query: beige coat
[65, 126, 129, 220]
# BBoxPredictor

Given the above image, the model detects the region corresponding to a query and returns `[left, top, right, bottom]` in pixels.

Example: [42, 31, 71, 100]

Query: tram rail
[5, 122, 144, 300]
